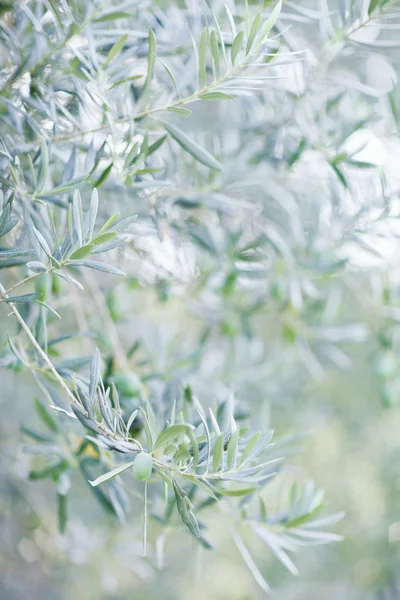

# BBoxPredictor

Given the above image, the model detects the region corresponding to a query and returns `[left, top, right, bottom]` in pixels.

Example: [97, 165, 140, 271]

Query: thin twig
[5, 268, 53, 296]
[0, 279, 80, 407]
[0, 278, 123, 442]
[27, 32, 286, 148]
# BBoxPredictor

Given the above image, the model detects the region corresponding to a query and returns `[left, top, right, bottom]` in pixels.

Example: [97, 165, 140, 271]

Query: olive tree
[1, 0, 399, 597]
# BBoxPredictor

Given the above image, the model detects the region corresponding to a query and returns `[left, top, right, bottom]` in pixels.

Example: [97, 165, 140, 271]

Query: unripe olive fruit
[110, 371, 143, 398]
[106, 290, 122, 321]
[132, 452, 153, 481]
[35, 274, 51, 302]
[52, 272, 62, 296]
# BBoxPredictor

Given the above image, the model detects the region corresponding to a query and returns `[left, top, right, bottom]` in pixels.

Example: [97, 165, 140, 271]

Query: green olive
[106, 290, 122, 321]
[110, 371, 143, 398]
[132, 452, 153, 481]
[52, 272, 62, 296]
[35, 274, 51, 302]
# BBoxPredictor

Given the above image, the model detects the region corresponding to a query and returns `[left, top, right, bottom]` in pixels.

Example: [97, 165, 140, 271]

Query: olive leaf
[172, 477, 200, 538]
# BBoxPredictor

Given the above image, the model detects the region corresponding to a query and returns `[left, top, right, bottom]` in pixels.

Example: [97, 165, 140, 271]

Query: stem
[142, 480, 148, 557]
[5, 268, 53, 296]
[0, 279, 80, 408]
[152, 456, 280, 482]
[35, 39, 271, 147]
[345, 11, 380, 38]
[0, 278, 125, 442]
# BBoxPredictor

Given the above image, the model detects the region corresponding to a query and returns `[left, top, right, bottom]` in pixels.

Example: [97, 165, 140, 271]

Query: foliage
[1, 0, 400, 597]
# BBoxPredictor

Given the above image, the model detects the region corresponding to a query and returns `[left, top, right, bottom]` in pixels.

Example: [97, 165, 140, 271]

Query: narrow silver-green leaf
[89, 188, 99, 240]
[45, 184, 75, 196]
[199, 27, 209, 87]
[213, 13, 228, 68]
[37, 300, 61, 320]
[173, 478, 200, 538]
[126, 409, 139, 433]
[216, 486, 258, 497]
[27, 261, 47, 272]
[200, 92, 235, 101]
[213, 434, 224, 472]
[231, 31, 244, 66]
[33, 227, 52, 257]
[157, 56, 179, 97]
[154, 424, 194, 450]
[109, 75, 143, 90]
[146, 399, 158, 440]
[1, 292, 42, 303]
[0, 248, 33, 258]
[139, 406, 155, 450]
[239, 432, 261, 465]
[93, 11, 131, 23]
[72, 190, 84, 246]
[368, 0, 380, 16]
[67, 260, 125, 276]
[246, 12, 262, 55]
[89, 461, 135, 486]
[162, 122, 223, 171]
[190, 477, 218, 501]
[168, 106, 192, 117]
[260, 0, 282, 41]
[98, 213, 118, 235]
[225, 4, 237, 37]
[94, 162, 113, 188]
[232, 528, 271, 593]
[91, 232, 117, 247]
[252, 524, 299, 576]
[89, 348, 101, 401]
[188, 428, 199, 471]
[69, 244, 94, 260]
[210, 30, 220, 75]
[103, 34, 128, 68]
[227, 428, 239, 469]
[54, 271, 84, 290]
[34, 397, 59, 432]
[143, 27, 156, 98]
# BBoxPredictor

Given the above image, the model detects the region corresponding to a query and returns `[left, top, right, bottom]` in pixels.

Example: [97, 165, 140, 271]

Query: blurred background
[1, 0, 400, 598]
